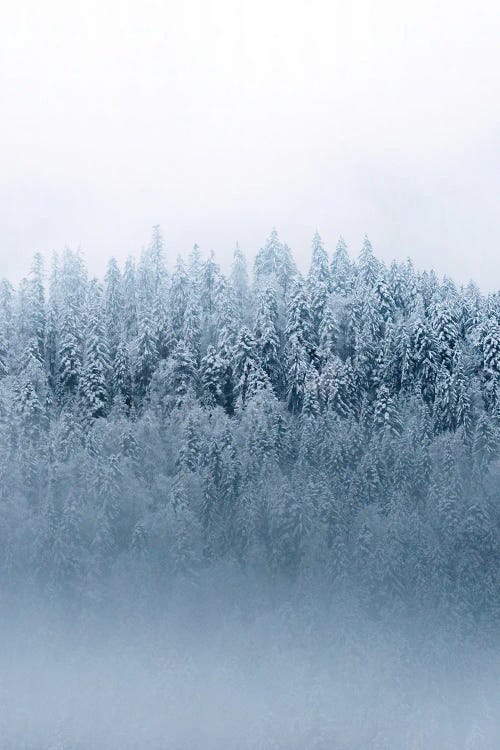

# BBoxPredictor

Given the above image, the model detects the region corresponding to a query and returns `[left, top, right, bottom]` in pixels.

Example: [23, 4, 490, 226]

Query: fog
[1, 3, 500, 747]
[1, 577, 499, 750]
[1, 0, 500, 286]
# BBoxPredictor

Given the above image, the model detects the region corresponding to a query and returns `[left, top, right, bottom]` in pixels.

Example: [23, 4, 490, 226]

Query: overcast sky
[1, 0, 499, 288]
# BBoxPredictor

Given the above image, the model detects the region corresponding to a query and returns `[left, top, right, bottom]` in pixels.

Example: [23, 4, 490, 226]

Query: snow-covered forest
[0, 226, 499, 619]
[1, 227, 499, 748]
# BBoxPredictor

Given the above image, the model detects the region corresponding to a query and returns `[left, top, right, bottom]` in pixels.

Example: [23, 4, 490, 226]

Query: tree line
[0, 227, 498, 624]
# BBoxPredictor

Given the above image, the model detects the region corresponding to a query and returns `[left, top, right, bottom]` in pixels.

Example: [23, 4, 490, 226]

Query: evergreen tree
[25, 253, 46, 360]
[232, 327, 268, 404]
[79, 281, 110, 420]
[331, 236, 352, 295]
[307, 231, 331, 339]
[254, 287, 282, 393]
[134, 308, 158, 399]
[433, 365, 456, 433]
[0, 315, 9, 379]
[358, 234, 380, 287]
[58, 305, 81, 397]
[170, 340, 198, 405]
[122, 256, 138, 340]
[200, 344, 221, 407]
[169, 256, 190, 339]
[373, 385, 403, 435]
[285, 334, 308, 414]
[104, 257, 123, 359]
[254, 228, 282, 288]
[230, 243, 251, 321]
[302, 365, 320, 418]
[285, 281, 314, 360]
[112, 336, 132, 407]
[318, 303, 340, 365]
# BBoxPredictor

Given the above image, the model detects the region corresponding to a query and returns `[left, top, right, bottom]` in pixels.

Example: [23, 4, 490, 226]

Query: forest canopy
[0, 227, 498, 627]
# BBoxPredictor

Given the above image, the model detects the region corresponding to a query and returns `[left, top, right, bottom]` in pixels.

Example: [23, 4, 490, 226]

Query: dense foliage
[0, 227, 498, 624]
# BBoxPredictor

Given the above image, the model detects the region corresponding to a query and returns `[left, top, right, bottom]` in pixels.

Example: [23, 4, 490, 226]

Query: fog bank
[1, 580, 498, 750]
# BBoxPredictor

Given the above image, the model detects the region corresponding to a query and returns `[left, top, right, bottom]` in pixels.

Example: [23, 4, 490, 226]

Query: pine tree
[140, 225, 167, 305]
[276, 242, 297, 298]
[317, 303, 340, 365]
[473, 412, 498, 471]
[358, 234, 380, 287]
[201, 250, 220, 321]
[307, 231, 331, 340]
[45, 253, 61, 395]
[302, 365, 320, 418]
[482, 318, 500, 408]
[58, 305, 81, 397]
[183, 287, 202, 361]
[0, 315, 8, 379]
[373, 385, 403, 435]
[432, 301, 459, 369]
[122, 256, 138, 340]
[453, 349, 473, 436]
[232, 327, 268, 405]
[170, 340, 198, 406]
[331, 236, 352, 295]
[169, 256, 190, 339]
[285, 281, 314, 360]
[230, 243, 251, 321]
[373, 272, 394, 324]
[104, 257, 123, 359]
[112, 336, 132, 407]
[254, 287, 282, 393]
[254, 229, 296, 297]
[319, 356, 354, 418]
[215, 277, 240, 352]
[433, 365, 455, 433]
[134, 308, 158, 399]
[154, 293, 173, 361]
[412, 316, 440, 403]
[14, 372, 45, 441]
[176, 413, 201, 472]
[0, 278, 15, 343]
[200, 344, 221, 407]
[285, 334, 308, 414]
[26, 253, 46, 361]
[79, 281, 110, 420]
[215, 342, 235, 415]
[254, 228, 282, 287]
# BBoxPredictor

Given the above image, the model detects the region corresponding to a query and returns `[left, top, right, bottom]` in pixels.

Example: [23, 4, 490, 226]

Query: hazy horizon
[1, 0, 500, 289]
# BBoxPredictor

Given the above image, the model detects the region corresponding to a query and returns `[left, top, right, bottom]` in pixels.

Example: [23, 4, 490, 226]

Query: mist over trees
[0, 226, 499, 629]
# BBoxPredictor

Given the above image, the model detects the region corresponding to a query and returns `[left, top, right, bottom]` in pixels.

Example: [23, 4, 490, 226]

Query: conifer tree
[112, 336, 132, 407]
[104, 257, 123, 359]
[254, 287, 282, 393]
[122, 256, 138, 340]
[331, 236, 352, 295]
[79, 281, 110, 420]
[358, 234, 380, 287]
[134, 308, 158, 399]
[307, 231, 331, 339]
[58, 305, 81, 397]
[169, 256, 190, 339]
[285, 334, 308, 414]
[230, 243, 251, 320]
[233, 327, 268, 405]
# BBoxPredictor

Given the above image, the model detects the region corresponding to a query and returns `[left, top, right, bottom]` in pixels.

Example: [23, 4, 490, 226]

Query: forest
[1, 227, 500, 748]
[0, 226, 498, 628]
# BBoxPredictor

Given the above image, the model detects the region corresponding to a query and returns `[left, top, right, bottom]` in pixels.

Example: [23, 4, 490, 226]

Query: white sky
[1, 0, 499, 288]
